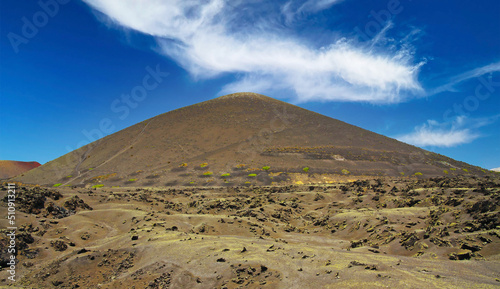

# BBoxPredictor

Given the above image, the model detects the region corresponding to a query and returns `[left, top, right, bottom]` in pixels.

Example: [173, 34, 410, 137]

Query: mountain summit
[13, 93, 485, 187]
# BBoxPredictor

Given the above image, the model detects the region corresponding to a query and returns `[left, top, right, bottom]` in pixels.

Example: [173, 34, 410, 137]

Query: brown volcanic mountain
[13, 93, 487, 187]
[0, 160, 41, 179]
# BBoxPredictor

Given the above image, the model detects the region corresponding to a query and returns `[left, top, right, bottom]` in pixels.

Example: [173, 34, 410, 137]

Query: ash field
[1, 176, 500, 288]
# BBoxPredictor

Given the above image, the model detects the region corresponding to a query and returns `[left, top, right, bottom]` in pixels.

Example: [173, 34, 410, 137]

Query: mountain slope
[13, 93, 487, 187]
[0, 160, 41, 179]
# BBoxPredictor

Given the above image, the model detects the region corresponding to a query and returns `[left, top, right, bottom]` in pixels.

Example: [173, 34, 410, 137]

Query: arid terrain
[1, 175, 499, 288]
[0, 161, 41, 180]
[2, 93, 499, 288]
[11, 93, 488, 188]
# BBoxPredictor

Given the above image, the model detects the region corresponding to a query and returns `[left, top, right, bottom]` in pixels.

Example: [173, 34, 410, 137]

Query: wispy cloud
[398, 126, 478, 147]
[82, 0, 424, 104]
[396, 115, 500, 147]
[281, 0, 343, 23]
[429, 61, 500, 95]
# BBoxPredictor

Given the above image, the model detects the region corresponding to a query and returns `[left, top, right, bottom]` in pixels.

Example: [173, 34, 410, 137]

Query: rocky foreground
[1, 176, 499, 288]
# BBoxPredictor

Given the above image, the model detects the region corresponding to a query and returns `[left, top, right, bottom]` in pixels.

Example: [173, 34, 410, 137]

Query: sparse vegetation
[92, 173, 117, 182]
[10, 91, 500, 288]
[463, 168, 469, 173]
[9, 174, 500, 288]
[88, 168, 94, 171]
[65, 175, 72, 178]
[443, 170, 449, 174]
[450, 168, 457, 171]
[53, 183, 62, 187]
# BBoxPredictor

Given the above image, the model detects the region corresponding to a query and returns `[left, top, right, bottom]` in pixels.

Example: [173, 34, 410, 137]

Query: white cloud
[82, 0, 424, 103]
[491, 167, 500, 172]
[281, 0, 343, 23]
[299, 0, 343, 13]
[398, 127, 478, 147]
[429, 61, 500, 95]
[397, 116, 482, 147]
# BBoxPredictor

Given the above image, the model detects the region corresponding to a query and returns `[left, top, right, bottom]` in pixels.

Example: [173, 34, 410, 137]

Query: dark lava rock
[50, 240, 68, 251]
[64, 196, 93, 211]
[45, 202, 71, 219]
[449, 250, 472, 260]
[461, 243, 482, 252]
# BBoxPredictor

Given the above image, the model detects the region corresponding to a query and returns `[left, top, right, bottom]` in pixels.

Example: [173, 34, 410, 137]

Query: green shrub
[221, 173, 230, 177]
[53, 183, 62, 187]
[341, 169, 350, 175]
[303, 167, 309, 173]
[262, 166, 270, 171]
[203, 171, 213, 176]
[414, 172, 423, 176]
[179, 163, 188, 167]
[65, 175, 72, 178]
[92, 184, 104, 188]
[443, 170, 448, 174]
[400, 172, 405, 176]
[248, 173, 257, 177]
[450, 168, 456, 171]
[128, 178, 137, 182]
[88, 168, 94, 171]
[200, 163, 208, 168]
[462, 168, 469, 173]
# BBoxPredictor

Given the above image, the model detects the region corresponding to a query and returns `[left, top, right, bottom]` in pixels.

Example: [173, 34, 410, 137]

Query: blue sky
[1, 0, 499, 170]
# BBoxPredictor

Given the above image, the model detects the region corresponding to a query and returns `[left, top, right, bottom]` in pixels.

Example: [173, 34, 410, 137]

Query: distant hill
[0, 160, 41, 179]
[13, 93, 490, 187]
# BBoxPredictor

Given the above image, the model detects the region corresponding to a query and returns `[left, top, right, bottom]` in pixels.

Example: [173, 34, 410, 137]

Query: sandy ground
[1, 176, 499, 288]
